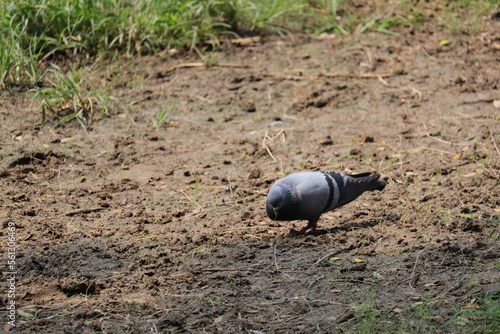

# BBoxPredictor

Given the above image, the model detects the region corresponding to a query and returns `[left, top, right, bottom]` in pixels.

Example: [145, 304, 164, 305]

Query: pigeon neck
[283, 187, 295, 205]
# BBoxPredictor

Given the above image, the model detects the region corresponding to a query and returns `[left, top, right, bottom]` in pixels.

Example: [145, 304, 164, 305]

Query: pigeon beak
[273, 208, 279, 219]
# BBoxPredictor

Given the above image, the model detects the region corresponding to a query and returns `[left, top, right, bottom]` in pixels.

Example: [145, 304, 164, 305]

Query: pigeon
[266, 171, 387, 235]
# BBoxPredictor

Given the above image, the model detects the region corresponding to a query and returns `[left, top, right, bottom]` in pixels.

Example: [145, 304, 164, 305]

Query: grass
[32, 64, 115, 132]
[328, 245, 500, 334]
[0, 0, 497, 126]
[339, 287, 500, 334]
[153, 105, 174, 130]
[0, 22, 46, 88]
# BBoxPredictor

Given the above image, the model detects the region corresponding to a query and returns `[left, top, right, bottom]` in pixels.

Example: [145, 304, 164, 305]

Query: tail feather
[349, 173, 387, 191]
[349, 172, 373, 178]
[369, 175, 387, 191]
[338, 173, 386, 207]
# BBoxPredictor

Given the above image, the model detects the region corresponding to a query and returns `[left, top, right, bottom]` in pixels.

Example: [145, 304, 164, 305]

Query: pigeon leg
[294, 219, 318, 235]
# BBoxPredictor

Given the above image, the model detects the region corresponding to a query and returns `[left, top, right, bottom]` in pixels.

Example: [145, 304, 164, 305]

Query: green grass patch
[340, 293, 500, 334]
[1, 0, 497, 126]
[32, 65, 115, 132]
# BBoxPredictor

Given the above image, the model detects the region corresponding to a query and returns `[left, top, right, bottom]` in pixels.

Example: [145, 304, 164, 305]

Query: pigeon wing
[288, 172, 331, 220]
[337, 173, 385, 208]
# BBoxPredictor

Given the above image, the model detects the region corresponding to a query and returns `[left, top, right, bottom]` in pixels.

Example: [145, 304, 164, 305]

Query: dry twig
[490, 129, 500, 158]
[163, 62, 249, 74]
[409, 249, 424, 289]
[378, 76, 422, 100]
[262, 71, 395, 81]
[274, 240, 294, 280]
[65, 207, 104, 216]
[179, 190, 204, 213]
[262, 130, 285, 175]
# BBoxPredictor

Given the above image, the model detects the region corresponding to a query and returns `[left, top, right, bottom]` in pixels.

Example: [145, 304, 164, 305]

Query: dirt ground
[1, 6, 499, 334]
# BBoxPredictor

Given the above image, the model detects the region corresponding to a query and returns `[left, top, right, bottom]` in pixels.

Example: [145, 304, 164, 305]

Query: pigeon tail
[349, 173, 386, 191]
[337, 174, 386, 207]
[368, 175, 387, 191]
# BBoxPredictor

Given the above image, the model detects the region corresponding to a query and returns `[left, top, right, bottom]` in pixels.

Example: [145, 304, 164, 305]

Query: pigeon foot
[290, 226, 317, 236]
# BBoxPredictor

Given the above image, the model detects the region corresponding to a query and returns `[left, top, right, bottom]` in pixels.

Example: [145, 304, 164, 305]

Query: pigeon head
[266, 183, 295, 220]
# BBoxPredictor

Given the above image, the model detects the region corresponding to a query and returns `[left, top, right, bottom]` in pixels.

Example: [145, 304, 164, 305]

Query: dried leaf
[18, 309, 34, 318]
[464, 304, 481, 309]
[439, 40, 451, 46]
[330, 257, 342, 262]
[353, 257, 364, 263]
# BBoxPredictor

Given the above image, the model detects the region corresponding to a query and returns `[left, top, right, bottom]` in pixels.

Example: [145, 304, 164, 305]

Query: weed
[153, 106, 169, 130]
[341, 289, 400, 333]
[451, 296, 500, 333]
[0, 25, 45, 88]
[189, 175, 202, 193]
[441, 0, 497, 32]
[420, 233, 432, 243]
[0, 1, 492, 71]
[216, 294, 227, 303]
[32, 65, 113, 131]
[436, 207, 453, 227]
[153, 104, 176, 130]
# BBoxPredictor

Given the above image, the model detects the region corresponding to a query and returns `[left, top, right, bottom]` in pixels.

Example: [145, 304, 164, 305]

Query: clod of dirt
[57, 278, 99, 296]
[11, 194, 28, 202]
[248, 168, 261, 179]
[74, 310, 102, 319]
[361, 135, 375, 143]
[387, 212, 402, 221]
[159, 312, 186, 328]
[320, 135, 334, 146]
[242, 101, 257, 112]
[314, 98, 330, 108]
[23, 208, 37, 216]
[7, 151, 60, 169]
[461, 220, 483, 232]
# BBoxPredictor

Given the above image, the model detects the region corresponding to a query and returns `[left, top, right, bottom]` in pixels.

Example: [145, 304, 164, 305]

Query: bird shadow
[289, 219, 382, 237]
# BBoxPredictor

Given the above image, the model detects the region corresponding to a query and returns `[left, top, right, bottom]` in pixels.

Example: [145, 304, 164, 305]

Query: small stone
[361, 135, 374, 143]
[320, 135, 333, 146]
